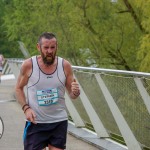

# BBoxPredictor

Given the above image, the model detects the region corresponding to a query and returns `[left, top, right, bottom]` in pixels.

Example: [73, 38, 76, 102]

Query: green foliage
[135, 0, 150, 72]
[0, 0, 150, 72]
[0, 0, 22, 57]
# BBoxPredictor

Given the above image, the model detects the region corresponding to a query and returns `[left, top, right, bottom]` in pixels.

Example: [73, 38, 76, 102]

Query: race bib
[36, 88, 58, 106]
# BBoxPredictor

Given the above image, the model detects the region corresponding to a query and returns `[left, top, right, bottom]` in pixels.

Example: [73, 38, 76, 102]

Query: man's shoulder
[60, 57, 70, 65]
[22, 57, 33, 68]
[62, 59, 72, 71]
[24, 55, 37, 63]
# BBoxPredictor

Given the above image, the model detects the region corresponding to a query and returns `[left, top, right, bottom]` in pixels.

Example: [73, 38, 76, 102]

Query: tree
[1, 0, 150, 72]
[134, 0, 150, 72]
[0, 0, 22, 57]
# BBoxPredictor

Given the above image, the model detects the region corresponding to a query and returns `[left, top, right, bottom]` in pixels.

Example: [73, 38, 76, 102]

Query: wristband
[22, 104, 29, 111]
[24, 107, 30, 113]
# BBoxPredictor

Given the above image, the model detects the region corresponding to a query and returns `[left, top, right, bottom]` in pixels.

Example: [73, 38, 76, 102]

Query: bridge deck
[0, 75, 100, 150]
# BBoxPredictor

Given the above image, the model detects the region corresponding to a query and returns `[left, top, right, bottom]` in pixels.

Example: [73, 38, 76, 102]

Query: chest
[30, 70, 61, 88]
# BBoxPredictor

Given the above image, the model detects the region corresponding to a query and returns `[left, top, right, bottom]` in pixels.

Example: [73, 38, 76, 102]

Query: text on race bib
[36, 88, 58, 106]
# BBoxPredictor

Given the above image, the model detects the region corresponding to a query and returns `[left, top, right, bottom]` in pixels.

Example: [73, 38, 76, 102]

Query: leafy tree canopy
[0, 0, 150, 72]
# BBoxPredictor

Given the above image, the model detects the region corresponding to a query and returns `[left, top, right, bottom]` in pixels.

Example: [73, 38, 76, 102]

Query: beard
[41, 51, 56, 66]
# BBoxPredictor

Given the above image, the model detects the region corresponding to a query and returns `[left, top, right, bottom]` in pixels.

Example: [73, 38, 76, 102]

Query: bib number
[36, 88, 58, 106]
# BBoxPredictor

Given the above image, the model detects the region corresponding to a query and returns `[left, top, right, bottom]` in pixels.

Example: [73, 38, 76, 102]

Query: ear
[37, 43, 40, 52]
[56, 41, 58, 50]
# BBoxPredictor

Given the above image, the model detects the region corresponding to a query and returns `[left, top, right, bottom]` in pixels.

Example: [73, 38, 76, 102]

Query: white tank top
[26, 56, 68, 123]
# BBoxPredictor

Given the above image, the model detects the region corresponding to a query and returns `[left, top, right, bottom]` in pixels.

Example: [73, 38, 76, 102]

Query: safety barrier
[4, 58, 150, 150]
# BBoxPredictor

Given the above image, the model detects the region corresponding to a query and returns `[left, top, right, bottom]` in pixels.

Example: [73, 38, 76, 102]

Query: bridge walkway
[0, 75, 100, 150]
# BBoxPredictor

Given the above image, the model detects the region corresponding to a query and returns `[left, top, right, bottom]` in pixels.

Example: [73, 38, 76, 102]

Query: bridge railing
[5, 58, 150, 150]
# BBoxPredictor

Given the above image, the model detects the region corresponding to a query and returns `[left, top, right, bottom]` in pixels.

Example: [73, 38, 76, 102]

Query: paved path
[0, 76, 99, 150]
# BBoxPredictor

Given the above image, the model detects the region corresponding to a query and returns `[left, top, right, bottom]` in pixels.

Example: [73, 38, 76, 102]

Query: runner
[15, 32, 80, 150]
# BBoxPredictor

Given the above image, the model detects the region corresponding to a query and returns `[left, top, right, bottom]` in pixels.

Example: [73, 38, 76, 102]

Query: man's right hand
[25, 108, 37, 124]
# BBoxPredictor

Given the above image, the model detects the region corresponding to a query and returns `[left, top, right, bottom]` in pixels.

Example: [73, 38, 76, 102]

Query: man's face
[38, 37, 57, 66]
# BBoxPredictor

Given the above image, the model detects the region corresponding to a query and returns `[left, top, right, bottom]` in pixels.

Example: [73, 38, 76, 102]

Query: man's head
[37, 32, 57, 66]
[38, 32, 56, 46]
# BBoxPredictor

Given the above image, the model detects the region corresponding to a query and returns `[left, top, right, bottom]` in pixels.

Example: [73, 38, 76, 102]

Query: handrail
[7, 58, 150, 77]
[72, 65, 150, 77]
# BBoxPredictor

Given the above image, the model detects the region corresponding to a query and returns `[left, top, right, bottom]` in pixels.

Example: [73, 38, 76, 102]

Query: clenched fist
[71, 79, 80, 97]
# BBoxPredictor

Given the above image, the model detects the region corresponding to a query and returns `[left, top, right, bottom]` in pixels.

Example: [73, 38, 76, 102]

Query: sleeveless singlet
[26, 56, 68, 123]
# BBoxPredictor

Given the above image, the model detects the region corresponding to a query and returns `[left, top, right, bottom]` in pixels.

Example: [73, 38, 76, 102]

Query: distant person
[0, 54, 5, 83]
[15, 32, 80, 150]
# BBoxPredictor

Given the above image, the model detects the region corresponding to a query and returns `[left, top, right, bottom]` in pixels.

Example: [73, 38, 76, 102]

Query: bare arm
[64, 60, 80, 99]
[15, 59, 31, 107]
[15, 58, 36, 123]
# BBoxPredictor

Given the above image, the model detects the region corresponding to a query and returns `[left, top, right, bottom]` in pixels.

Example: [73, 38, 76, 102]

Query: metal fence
[5, 58, 150, 150]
